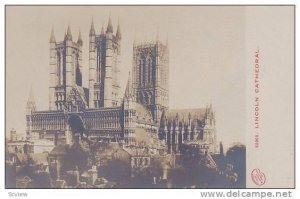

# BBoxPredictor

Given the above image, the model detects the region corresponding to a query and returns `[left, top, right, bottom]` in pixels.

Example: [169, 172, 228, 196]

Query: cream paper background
[245, 6, 294, 188]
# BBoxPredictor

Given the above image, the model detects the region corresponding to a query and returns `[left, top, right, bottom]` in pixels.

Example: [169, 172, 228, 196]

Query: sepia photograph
[5, 5, 294, 189]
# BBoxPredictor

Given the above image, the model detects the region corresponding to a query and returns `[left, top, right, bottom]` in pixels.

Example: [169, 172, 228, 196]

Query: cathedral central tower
[132, 39, 169, 123]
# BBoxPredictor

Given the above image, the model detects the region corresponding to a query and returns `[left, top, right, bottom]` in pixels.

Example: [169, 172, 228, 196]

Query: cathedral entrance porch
[67, 114, 85, 144]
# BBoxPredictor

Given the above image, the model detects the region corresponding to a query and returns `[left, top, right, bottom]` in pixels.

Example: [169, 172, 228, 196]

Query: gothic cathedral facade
[26, 16, 217, 154]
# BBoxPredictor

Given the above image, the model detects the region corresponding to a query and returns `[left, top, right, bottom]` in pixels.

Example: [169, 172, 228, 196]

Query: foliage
[226, 144, 246, 188]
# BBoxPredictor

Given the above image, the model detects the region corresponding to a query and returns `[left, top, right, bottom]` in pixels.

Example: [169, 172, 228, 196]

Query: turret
[65, 25, 74, 95]
[49, 27, 57, 110]
[26, 86, 36, 140]
[89, 18, 96, 36]
[49, 27, 56, 43]
[65, 25, 72, 41]
[205, 105, 209, 125]
[89, 19, 96, 108]
[77, 30, 83, 46]
[76, 30, 83, 86]
[116, 21, 121, 39]
[104, 15, 114, 107]
[106, 15, 113, 33]
[26, 86, 36, 115]
[124, 72, 133, 100]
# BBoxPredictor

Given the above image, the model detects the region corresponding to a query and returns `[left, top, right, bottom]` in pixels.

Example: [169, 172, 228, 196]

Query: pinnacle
[116, 20, 121, 39]
[77, 29, 83, 45]
[65, 25, 72, 40]
[90, 18, 95, 36]
[101, 24, 104, 35]
[106, 14, 113, 33]
[50, 27, 56, 43]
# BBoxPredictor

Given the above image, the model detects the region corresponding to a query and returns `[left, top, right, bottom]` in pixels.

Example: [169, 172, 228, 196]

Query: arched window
[148, 57, 152, 84]
[139, 92, 144, 104]
[148, 92, 152, 104]
[75, 53, 81, 86]
[134, 158, 137, 166]
[57, 51, 61, 85]
[144, 158, 148, 166]
[72, 53, 75, 78]
[139, 58, 145, 86]
[144, 92, 149, 105]
[57, 50, 64, 85]
[139, 59, 144, 85]
[97, 48, 101, 82]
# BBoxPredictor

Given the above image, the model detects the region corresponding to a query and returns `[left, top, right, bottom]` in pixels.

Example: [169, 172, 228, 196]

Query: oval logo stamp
[251, 168, 266, 186]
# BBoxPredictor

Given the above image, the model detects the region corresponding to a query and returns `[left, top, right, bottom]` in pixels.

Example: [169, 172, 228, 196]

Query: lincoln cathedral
[25, 16, 217, 155]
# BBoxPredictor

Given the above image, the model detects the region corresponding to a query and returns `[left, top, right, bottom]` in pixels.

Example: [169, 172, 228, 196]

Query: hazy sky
[6, 6, 246, 149]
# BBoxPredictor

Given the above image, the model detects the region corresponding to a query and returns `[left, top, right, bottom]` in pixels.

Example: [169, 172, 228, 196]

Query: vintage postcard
[5, 5, 294, 188]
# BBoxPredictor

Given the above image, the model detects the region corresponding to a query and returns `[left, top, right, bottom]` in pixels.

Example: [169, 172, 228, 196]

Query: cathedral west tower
[88, 16, 121, 108]
[49, 26, 84, 111]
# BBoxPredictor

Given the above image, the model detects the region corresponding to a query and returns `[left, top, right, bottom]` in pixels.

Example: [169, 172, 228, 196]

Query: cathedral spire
[77, 29, 83, 46]
[89, 18, 95, 36]
[106, 14, 113, 33]
[26, 85, 36, 114]
[49, 26, 56, 43]
[124, 71, 133, 99]
[116, 19, 121, 39]
[101, 24, 104, 35]
[28, 85, 35, 102]
[65, 25, 72, 40]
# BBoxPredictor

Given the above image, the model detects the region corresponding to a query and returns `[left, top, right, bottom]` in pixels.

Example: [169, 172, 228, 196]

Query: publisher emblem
[251, 168, 266, 186]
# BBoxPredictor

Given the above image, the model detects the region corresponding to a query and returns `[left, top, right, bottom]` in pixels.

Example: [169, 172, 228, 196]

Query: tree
[168, 166, 188, 188]
[101, 158, 131, 184]
[62, 143, 89, 173]
[226, 144, 246, 188]
[29, 172, 52, 188]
